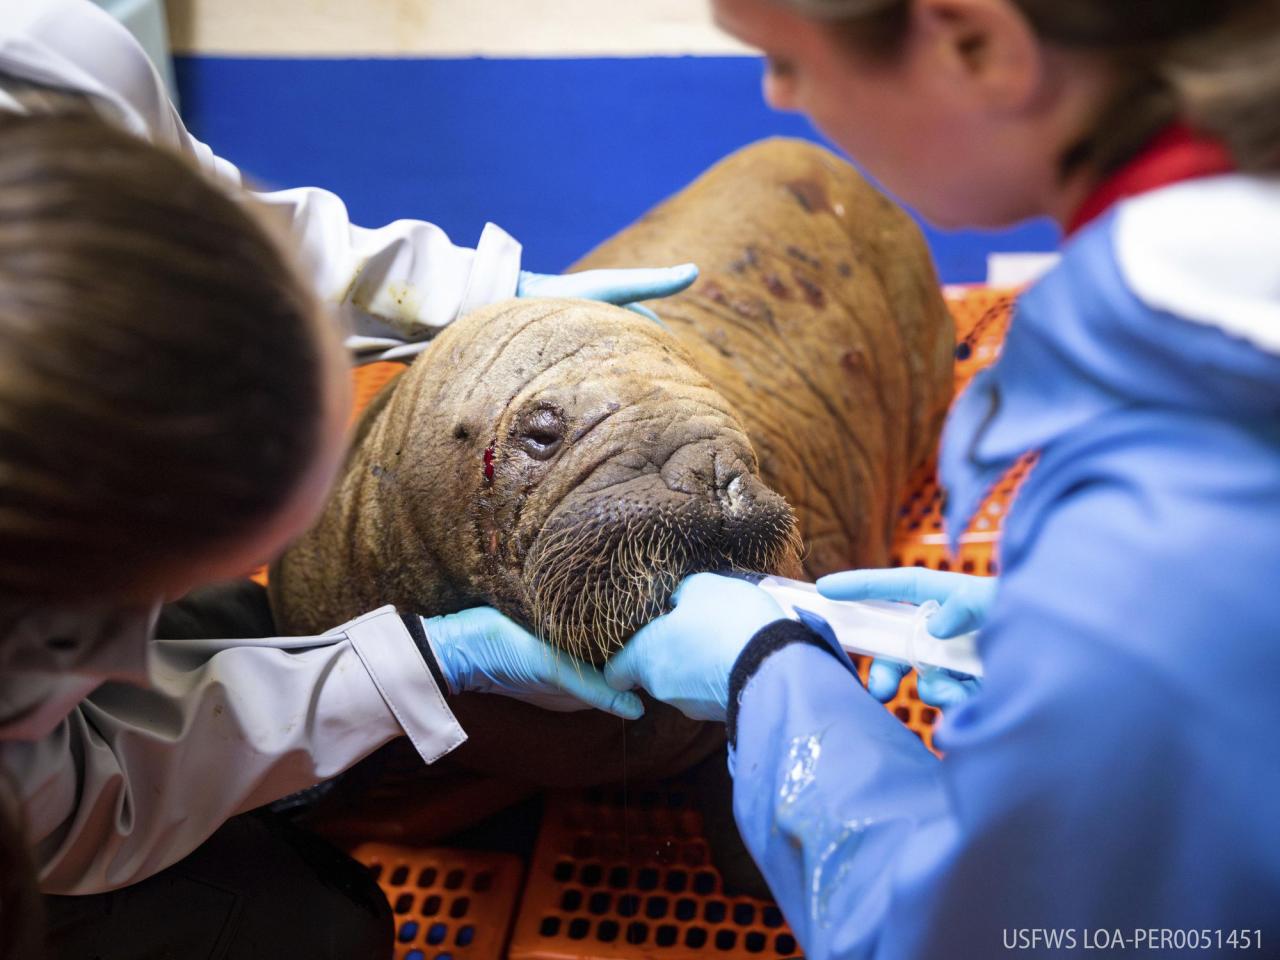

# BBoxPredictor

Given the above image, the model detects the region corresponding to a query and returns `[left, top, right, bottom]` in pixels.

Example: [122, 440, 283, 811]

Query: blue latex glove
[816, 567, 995, 708]
[516, 263, 698, 323]
[423, 608, 643, 719]
[604, 573, 786, 721]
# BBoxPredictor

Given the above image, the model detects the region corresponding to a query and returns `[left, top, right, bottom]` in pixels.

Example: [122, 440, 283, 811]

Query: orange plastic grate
[350, 361, 405, 424]
[508, 789, 801, 960]
[352, 843, 525, 960]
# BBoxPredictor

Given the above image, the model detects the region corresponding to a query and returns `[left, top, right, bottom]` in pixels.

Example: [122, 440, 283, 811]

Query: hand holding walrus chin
[423, 606, 644, 718]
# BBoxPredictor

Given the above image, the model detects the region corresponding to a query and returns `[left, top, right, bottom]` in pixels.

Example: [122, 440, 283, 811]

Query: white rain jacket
[0, 0, 523, 363]
[0, 0, 499, 893]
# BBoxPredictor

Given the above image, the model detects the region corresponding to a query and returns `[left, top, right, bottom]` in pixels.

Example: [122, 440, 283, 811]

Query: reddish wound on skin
[701, 280, 729, 305]
[763, 273, 792, 299]
[483, 445, 495, 482]
[794, 273, 827, 309]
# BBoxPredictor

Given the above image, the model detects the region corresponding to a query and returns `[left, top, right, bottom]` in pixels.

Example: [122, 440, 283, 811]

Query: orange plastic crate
[353, 844, 525, 960]
[508, 789, 800, 960]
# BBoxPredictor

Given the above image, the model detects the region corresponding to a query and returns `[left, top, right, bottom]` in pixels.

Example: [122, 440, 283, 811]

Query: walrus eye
[516, 407, 565, 461]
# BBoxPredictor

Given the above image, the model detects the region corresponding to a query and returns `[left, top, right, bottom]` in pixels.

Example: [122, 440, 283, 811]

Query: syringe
[738, 574, 984, 678]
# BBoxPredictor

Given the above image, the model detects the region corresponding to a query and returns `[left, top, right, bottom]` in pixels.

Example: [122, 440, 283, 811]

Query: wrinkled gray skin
[270, 298, 799, 787]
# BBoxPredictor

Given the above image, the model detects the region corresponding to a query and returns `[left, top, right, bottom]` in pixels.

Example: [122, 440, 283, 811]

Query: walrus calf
[272, 298, 802, 662]
[269, 138, 952, 786]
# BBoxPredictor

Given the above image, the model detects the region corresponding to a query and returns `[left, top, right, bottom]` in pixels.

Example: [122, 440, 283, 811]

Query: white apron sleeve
[0, 606, 465, 895]
[0, 0, 524, 362]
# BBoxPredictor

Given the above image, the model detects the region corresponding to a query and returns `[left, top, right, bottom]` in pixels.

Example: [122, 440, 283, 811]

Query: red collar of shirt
[1065, 124, 1236, 236]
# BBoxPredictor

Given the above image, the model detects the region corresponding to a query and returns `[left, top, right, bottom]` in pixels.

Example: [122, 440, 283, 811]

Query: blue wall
[175, 56, 1059, 284]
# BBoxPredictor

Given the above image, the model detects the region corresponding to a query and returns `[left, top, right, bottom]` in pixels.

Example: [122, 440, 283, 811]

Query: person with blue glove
[609, 0, 1280, 954]
[0, 106, 650, 959]
[605, 574, 788, 721]
[422, 607, 642, 718]
[1, 3, 675, 957]
[817, 567, 992, 706]
[3, 0, 696, 369]
[516, 266, 695, 325]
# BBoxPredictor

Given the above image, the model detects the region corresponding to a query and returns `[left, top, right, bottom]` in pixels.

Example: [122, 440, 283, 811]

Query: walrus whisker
[523, 490, 800, 663]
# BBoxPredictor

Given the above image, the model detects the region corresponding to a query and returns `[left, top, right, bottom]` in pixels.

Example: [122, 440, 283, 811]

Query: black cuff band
[726, 618, 838, 749]
[400, 614, 451, 694]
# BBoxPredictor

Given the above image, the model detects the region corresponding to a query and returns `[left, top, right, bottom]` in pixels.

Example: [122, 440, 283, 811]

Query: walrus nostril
[720, 474, 749, 515]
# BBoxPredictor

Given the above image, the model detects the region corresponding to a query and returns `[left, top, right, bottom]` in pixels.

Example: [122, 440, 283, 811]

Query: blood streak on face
[483, 445, 496, 483]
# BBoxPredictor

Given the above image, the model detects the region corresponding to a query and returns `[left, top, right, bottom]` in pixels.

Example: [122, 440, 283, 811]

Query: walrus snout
[654, 437, 775, 525]
[520, 454, 800, 663]
[721, 475, 749, 513]
[658, 437, 750, 501]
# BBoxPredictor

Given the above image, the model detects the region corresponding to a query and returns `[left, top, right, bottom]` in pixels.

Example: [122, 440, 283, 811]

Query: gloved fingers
[624, 302, 665, 325]
[866, 658, 910, 702]
[520, 265, 698, 305]
[817, 567, 968, 606]
[578, 263, 698, 304]
[511, 690, 593, 712]
[671, 571, 759, 605]
[915, 669, 981, 709]
[541, 650, 645, 719]
[602, 613, 673, 693]
[665, 573, 704, 609]
[926, 581, 997, 637]
[927, 596, 983, 638]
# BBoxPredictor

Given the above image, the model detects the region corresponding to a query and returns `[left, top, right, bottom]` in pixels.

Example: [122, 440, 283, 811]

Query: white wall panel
[164, 0, 753, 57]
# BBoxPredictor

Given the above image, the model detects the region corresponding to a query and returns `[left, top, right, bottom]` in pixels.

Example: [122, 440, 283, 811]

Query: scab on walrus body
[572, 137, 955, 580]
[268, 138, 953, 787]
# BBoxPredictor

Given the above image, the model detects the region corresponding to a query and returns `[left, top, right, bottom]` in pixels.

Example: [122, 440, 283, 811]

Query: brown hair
[0, 111, 329, 603]
[778, 0, 1280, 175]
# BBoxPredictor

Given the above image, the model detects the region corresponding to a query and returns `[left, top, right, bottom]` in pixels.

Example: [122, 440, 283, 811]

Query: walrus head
[271, 297, 800, 662]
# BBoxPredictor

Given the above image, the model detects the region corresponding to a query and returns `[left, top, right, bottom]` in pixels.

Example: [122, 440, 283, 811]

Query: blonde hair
[0, 111, 328, 603]
[778, 0, 1280, 174]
